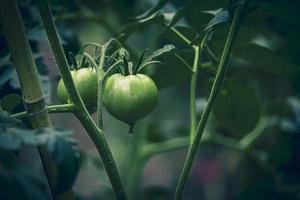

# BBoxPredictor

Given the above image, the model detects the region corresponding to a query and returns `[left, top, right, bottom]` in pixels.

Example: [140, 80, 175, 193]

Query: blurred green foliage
[1, 0, 300, 199]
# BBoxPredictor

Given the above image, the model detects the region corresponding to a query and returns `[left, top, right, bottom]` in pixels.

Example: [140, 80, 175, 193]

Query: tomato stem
[189, 31, 210, 146]
[97, 43, 107, 130]
[122, 55, 130, 75]
[37, 0, 128, 199]
[174, 1, 248, 199]
[11, 104, 75, 119]
[128, 123, 135, 134]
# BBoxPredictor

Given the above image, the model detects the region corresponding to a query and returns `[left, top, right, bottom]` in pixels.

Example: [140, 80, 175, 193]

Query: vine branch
[11, 104, 75, 119]
[189, 32, 210, 145]
[169, 27, 191, 45]
[36, 0, 128, 199]
[140, 137, 188, 159]
[174, 1, 248, 199]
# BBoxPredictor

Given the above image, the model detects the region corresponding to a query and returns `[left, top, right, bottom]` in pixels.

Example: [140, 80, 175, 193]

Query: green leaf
[202, 8, 223, 16]
[248, 34, 281, 51]
[0, 150, 50, 200]
[118, 11, 192, 42]
[53, 138, 81, 194]
[162, 0, 197, 30]
[162, 7, 183, 29]
[0, 53, 11, 70]
[0, 94, 22, 113]
[0, 112, 22, 127]
[203, 9, 229, 31]
[213, 80, 261, 136]
[234, 44, 300, 76]
[118, 14, 165, 41]
[0, 120, 81, 194]
[151, 49, 193, 88]
[138, 61, 163, 73]
[134, 0, 171, 20]
[265, 98, 299, 132]
[142, 44, 175, 64]
[0, 66, 15, 87]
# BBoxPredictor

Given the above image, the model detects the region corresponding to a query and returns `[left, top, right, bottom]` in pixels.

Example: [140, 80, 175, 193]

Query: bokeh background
[1, 0, 300, 199]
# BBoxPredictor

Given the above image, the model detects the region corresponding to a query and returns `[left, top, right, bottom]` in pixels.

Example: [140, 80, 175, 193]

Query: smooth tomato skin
[57, 68, 98, 113]
[103, 73, 158, 124]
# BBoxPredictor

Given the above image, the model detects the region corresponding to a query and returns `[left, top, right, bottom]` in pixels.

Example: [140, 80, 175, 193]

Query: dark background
[1, 0, 300, 199]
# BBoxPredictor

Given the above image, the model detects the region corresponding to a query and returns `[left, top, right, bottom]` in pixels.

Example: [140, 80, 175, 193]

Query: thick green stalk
[0, 0, 75, 199]
[36, 0, 128, 199]
[74, 111, 128, 199]
[173, 2, 248, 199]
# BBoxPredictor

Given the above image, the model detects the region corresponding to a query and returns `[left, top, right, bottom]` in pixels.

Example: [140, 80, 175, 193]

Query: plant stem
[0, 0, 75, 199]
[37, 0, 128, 199]
[82, 52, 99, 70]
[11, 104, 75, 119]
[74, 111, 128, 199]
[173, 53, 194, 72]
[204, 44, 219, 64]
[127, 137, 188, 199]
[127, 132, 143, 199]
[97, 46, 106, 129]
[82, 50, 105, 128]
[189, 32, 211, 145]
[170, 27, 191, 45]
[239, 117, 269, 150]
[140, 137, 188, 159]
[201, 133, 241, 150]
[189, 45, 200, 146]
[127, 159, 145, 200]
[173, 1, 247, 199]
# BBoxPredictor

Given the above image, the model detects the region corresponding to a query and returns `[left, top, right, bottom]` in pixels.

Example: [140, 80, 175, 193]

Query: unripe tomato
[57, 68, 98, 113]
[103, 73, 158, 127]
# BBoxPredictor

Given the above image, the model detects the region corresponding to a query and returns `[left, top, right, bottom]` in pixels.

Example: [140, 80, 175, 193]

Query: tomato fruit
[57, 68, 98, 113]
[103, 73, 158, 129]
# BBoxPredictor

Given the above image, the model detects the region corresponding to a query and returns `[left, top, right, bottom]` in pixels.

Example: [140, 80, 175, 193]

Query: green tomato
[57, 68, 98, 113]
[103, 73, 158, 127]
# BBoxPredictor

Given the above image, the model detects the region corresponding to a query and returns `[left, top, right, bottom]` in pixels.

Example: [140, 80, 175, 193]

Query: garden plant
[0, 0, 300, 199]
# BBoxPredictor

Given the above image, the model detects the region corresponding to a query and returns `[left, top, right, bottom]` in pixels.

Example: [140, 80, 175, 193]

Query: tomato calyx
[119, 49, 162, 76]
[69, 52, 79, 70]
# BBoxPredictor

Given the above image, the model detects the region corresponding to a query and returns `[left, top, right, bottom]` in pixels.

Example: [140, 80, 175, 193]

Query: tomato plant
[1, 0, 300, 200]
